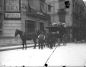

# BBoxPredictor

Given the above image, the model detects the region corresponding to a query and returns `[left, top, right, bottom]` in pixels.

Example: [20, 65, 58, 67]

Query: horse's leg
[38, 40, 41, 49]
[43, 40, 46, 48]
[24, 40, 27, 49]
[43, 40, 45, 49]
[41, 40, 44, 49]
[22, 41, 24, 49]
[40, 41, 42, 49]
[22, 39, 26, 49]
[50, 40, 53, 49]
[33, 39, 36, 49]
[40, 42, 42, 49]
[47, 39, 50, 48]
[41, 42, 43, 49]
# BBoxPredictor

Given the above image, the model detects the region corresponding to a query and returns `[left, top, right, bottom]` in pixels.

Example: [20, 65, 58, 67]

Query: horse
[15, 29, 27, 49]
[15, 29, 38, 49]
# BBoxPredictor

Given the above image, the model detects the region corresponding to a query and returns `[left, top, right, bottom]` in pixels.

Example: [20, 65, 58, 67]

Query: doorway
[25, 20, 36, 39]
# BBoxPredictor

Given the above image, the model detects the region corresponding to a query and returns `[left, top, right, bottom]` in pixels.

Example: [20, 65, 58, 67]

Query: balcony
[26, 8, 50, 21]
[57, 9, 66, 15]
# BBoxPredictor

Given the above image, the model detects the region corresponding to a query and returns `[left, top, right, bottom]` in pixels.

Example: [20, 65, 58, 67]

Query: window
[48, 5, 51, 12]
[4, 0, 20, 12]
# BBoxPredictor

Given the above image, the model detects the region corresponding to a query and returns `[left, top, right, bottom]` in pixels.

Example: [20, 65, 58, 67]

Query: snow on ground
[1, 43, 86, 66]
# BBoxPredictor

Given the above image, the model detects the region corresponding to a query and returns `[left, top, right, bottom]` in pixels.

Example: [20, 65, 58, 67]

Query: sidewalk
[0, 44, 36, 52]
[0, 37, 34, 46]
[0, 37, 35, 52]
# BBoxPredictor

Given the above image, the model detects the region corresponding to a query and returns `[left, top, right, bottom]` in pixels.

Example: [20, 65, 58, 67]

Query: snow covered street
[0, 43, 86, 66]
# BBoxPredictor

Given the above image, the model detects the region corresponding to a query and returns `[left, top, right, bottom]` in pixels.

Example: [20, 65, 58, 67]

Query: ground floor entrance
[25, 20, 45, 40]
[25, 20, 36, 33]
[25, 20, 36, 40]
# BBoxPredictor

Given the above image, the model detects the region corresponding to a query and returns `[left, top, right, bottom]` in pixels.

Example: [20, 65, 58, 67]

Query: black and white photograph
[1, 0, 86, 67]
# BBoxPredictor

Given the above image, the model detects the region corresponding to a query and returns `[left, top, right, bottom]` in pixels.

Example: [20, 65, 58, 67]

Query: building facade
[46, 0, 86, 41]
[46, 0, 60, 25]
[46, 0, 72, 41]
[72, 0, 86, 41]
[0, 0, 51, 38]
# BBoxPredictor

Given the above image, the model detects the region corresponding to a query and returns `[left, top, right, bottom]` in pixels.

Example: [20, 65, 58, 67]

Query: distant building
[72, 0, 86, 41]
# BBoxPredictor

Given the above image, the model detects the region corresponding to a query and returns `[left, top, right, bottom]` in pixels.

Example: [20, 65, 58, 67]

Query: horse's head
[15, 29, 24, 38]
[15, 29, 19, 37]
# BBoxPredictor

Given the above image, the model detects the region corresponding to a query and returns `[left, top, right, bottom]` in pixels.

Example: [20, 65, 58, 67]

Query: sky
[1, 43, 86, 66]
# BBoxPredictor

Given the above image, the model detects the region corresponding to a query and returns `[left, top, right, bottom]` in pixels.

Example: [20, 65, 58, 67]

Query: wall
[72, 0, 86, 27]
[72, 0, 86, 41]
[65, 0, 73, 27]
[2, 20, 22, 37]
[47, 0, 59, 25]
[2, 0, 21, 37]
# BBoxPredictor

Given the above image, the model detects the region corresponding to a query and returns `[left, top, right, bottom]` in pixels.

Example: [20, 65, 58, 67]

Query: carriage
[45, 24, 66, 48]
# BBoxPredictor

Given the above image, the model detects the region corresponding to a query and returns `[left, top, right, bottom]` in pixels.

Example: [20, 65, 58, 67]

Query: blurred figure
[59, 24, 66, 43]
[38, 31, 45, 49]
